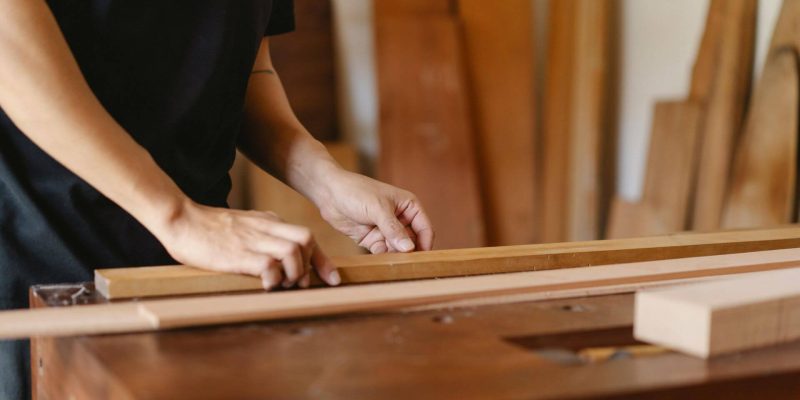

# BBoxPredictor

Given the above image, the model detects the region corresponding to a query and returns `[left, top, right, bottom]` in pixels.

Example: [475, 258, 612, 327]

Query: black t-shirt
[0, 1, 294, 305]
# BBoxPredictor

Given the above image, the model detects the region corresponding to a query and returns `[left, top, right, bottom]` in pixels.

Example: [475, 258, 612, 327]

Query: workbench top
[30, 283, 800, 399]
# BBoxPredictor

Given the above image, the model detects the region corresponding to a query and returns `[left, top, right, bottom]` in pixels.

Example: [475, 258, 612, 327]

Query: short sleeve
[265, 0, 295, 36]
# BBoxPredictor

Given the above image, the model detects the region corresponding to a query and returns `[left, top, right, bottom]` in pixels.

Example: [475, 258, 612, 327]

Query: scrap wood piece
[95, 226, 800, 299]
[375, 14, 486, 249]
[688, 0, 726, 101]
[11, 247, 800, 340]
[635, 267, 800, 358]
[691, 0, 756, 230]
[458, 0, 539, 245]
[723, 49, 799, 229]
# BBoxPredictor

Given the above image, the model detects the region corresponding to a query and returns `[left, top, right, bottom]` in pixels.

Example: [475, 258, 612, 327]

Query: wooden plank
[458, 0, 538, 246]
[10, 247, 800, 339]
[635, 267, 800, 358]
[567, 0, 615, 241]
[95, 226, 800, 299]
[723, 49, 799, 229]
[540, 0, 576, 243]
[269, 0, 339, 141]
[247, 142, 364, 256]
[691, 0, 756, 230]
[607, 101, 702, 239]
[373, 0, 455, 16]
[688, 0, 726, 102]
[375, 14, 486, 249]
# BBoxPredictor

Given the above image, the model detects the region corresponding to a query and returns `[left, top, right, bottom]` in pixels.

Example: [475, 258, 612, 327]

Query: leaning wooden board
[375, 13, 486, 249]
[722, 49, 799, 229]
[458, 0, 539, 246]
[635, 267, 800, 358]
[7, 247, 800, 339]
[95, 226, 800, 299]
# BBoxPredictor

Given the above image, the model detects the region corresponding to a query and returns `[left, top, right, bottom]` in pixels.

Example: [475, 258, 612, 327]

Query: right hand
[154, 200, 340, 291]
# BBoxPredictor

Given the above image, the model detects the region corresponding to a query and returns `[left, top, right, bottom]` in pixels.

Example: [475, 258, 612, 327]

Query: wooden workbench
[29, 283, 800, 399]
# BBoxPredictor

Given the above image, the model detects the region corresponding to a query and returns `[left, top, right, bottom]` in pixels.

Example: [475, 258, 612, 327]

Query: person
[0, 1, 435, 398]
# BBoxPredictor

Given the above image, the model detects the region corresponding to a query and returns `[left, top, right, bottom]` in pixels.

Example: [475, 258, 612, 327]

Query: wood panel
[458, 0, 538, 246]
[269, 0, 339, 140]
[688, 0, 725, 102]
[635, 267, 800, 358]
[691, 0, 756, 230]
[247, 143, 364, 256]
[723, 49, 799, 229]
[372, 0, 455, 16]
[95, 226, 800, 299]
[9, 247, 800, 339]
[375, 14, 485, 249]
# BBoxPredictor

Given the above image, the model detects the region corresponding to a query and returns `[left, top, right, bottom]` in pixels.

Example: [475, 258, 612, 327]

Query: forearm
[0, 0, 186, 236]
[238, 39, 342, 206]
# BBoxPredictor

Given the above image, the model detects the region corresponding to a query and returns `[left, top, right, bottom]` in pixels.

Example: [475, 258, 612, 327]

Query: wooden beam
[635, 267, 800, 358]
[9, 247, 800, 339]
[95, 226, 800, 299]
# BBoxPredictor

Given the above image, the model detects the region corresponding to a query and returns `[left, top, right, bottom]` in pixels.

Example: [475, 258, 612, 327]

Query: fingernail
[398, 238, 415, 252]
[282, 280, 293, 289]
[329, 270, 341, 286]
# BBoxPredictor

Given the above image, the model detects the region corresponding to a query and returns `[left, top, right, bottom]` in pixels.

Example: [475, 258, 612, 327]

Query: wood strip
[722, 49, 799, 229]
[375, 14, 486, 249]
[567, 0, 614, 241]
[691, 0, 756, 230]
[372, 0, 455, 16]
[95, 226, 800, 299]
[11, 247, 800, 339]
[540, 0, 576, 243]
[458, 0, 538, 246]
[635, 267, 800, 358]
[688, 0, 725, 102]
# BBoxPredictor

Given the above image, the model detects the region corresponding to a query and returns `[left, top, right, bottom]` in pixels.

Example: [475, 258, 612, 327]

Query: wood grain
[458, 0, 538, 246]
[691, 0, 756, 230]
[95, 226, 800, 299]
[375, 14, 485, 249]
[10, 247, 800, 339]
[723, 49, 799, 229]
[635, 267, 800, 358]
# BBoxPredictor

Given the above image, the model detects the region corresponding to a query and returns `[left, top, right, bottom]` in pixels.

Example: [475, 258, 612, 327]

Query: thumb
[375, 209, 415, 252]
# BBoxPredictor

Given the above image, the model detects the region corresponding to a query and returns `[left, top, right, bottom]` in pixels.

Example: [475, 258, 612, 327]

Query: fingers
[403, 203, 435, 251]
[245, 234, 306, 288]
[375, 207, 416, 253]
[311, 246, 341, 286]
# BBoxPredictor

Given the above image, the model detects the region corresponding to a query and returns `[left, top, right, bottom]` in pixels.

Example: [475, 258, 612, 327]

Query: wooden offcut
[635, 267, 800, 358]
[95, 226, 800, 299]
[723, 49, 799, 229]
[458, 0, 538, 246]
[10, 247, 800, 339]
[375, 14, 485, 249]
[691, 0, 756, 230]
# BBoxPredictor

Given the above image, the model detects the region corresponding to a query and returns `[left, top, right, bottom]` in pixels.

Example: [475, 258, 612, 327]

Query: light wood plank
[458, 0, 539, 246]
[11, 247, 800, 339]
[723, 49, 799, 229]
[635, 267, 800, 358]
[96, 226, 800, 299]
[375, 14, 486, 249]
[691, 0, 756, 230]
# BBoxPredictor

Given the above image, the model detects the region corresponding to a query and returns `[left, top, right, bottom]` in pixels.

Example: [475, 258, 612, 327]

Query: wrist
[287, 139, 347, 208]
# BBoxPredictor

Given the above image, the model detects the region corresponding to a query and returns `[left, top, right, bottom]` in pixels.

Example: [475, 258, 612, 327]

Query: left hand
[313, 169, 434, 254]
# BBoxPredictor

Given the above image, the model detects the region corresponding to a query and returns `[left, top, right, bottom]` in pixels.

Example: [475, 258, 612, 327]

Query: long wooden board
[691, 0, 756, 230]
[635, 267, 800, 358]
[458, 0, 538, 246]
[722, 49, 799, 229]
[10, 247, 800, 340]
[95, 226, 800, 299]
[375, 14, 486, 249]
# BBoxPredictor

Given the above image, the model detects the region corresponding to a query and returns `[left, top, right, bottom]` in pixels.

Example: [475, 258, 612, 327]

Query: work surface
[30, 283, 800, 399]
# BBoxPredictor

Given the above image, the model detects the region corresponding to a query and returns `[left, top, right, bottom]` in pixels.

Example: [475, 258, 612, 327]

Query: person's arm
[239, 38, 435, 257]
[0, 0, 330, 290]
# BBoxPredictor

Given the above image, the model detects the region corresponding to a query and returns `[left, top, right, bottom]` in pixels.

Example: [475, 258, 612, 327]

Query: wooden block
[635, 267, 800, 358]
[540, 0, 577, 243]
[691, 0, 756, 230]
[95, 226, 800, 299]
[458, 0, 539, 246]
[247, 142, 364, 256]
[11, 247, 800, 339]
[375, 14, 485, 249]
[269, 0, 339, 140]
[566, 0, 615, 241]
[723, 49, 799, 229]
